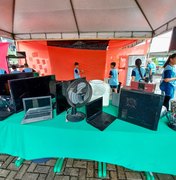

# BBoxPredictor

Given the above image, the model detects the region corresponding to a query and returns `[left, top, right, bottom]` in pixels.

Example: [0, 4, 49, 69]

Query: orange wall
[48, 46, 106, 81]
[17, 41, 51, 75]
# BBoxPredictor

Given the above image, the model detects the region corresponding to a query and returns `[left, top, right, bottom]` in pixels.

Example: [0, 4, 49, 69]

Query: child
[109, 62, 119, 93]
[74, 62, 81, 79]
[0, 68, 7, 74]
[22, 63, 35, 73]
[11, 65, 21, 74]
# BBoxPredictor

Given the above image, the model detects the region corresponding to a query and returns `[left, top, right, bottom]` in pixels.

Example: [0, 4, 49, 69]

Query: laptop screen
[23, 96, 52, 112]
[86, 97, 102, 119]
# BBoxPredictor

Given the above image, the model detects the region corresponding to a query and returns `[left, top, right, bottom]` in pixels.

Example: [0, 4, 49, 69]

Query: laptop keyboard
[87, 112, 116, 131]
[25, 111, 51, 119]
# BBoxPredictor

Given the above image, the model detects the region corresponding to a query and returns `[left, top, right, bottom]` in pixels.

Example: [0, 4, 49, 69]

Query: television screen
[0, 72, 38, 96]
[118, 88, 164, 130]
[9, 75, 56, 112]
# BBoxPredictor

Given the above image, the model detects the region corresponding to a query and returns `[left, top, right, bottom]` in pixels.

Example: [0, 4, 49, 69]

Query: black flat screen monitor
[9, 75, 56, 112]
[56, 82, 70, 115]
[118, 88, 164, 130]
[0, 72, 38, 96]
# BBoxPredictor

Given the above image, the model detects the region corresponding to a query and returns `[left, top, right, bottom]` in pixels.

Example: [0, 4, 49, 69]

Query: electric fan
[65, 78, 92, 122]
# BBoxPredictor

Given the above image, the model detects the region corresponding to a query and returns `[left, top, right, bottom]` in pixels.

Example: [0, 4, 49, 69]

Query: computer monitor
[118, 88, 164, 130]
[0, 72, 38, 96]
[56, 82, 70, 115]
[9, 75, 56, 112]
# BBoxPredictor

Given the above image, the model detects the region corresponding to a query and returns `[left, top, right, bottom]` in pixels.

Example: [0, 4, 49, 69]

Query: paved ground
[0, 154, 176, 180]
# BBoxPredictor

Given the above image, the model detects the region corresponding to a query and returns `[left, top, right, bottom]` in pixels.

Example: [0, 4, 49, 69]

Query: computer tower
[118, 88, 164, 130]
[130, 81, 156, 93]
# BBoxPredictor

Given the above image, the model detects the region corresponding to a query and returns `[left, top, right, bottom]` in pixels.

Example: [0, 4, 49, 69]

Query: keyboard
[87, 112, 116, 131]
[25, 111, 51, 119]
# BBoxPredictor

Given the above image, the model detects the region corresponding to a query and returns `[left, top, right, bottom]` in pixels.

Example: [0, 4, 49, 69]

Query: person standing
[147, 58, 156, 83]
[11, 65, 21, 74]
[160, 53, 176, 110]
[109, 62, 119, 93]
[131, 58, 146, 82]
[0, 68, 7, 75]
[74, 62, 81, 79]
[22, 63, 35, 72]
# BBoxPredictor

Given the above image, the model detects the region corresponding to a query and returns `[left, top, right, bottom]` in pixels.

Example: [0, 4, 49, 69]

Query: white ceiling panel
[73, 0, 136, 10]
[14, 0, 77, 33]
[138, 0, 176, 30]
[0, 0, 13, 32]
[73, 0, 151, 32]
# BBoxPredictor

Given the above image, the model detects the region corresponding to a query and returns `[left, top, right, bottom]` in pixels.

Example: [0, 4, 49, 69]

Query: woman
[160, 53, 176, 110]
[131, 58, 146, 82]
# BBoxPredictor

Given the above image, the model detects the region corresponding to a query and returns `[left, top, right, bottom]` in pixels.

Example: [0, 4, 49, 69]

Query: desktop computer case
[130, 81, 156, 93]
[118, 88, 164, 130]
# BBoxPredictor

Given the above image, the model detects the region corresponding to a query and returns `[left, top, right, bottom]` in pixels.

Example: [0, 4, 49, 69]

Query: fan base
[66, 112, 85, 122]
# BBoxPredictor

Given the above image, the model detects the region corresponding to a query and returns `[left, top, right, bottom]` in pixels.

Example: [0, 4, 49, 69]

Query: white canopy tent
[0, 0, 176, 40]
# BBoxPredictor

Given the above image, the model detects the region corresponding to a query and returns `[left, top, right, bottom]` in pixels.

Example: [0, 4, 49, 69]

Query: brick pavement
[0, 154, 176, 180]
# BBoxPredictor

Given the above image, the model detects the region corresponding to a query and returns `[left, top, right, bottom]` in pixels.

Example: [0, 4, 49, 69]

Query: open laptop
[86, 97, 116, 131]
[21, 96, 53, 124]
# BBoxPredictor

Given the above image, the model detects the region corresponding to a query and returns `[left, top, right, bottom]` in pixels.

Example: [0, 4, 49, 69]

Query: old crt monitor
[118, 88, 164, 130]
[9, 75, 56, 112]
[0, 72, 38, 95]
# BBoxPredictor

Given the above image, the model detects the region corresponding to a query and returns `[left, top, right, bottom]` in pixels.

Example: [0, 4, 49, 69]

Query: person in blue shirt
[11, 65, 21, 74]
[22, 63, 35, 73]
[0, 68, 7, 75]
[147, 58, 156, 83]
[74, 62, 81, 79]
[131, 58, 146, 82]
[109, 62, 119, 93]
[160, 53, 176, 110]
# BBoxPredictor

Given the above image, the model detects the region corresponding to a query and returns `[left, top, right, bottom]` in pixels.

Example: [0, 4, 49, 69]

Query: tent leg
[98, 162, 107, 178]
[98, 162, 103, 177]
[15, 157, 24, 167]
[54, 158, 64, 173]
[145, 172, 155, 180]
[102, 162, 107, 177]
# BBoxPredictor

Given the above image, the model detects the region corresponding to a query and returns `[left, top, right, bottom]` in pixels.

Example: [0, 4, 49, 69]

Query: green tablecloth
[0, 105, 176, 175]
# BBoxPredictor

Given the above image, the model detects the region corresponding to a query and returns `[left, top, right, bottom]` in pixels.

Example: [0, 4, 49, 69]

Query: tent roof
[0, 0, 176, 40]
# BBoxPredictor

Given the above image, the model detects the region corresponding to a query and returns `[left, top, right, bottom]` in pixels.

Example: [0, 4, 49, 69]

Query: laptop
[86, 97, 116, 131]
[21, 96, 53, 124]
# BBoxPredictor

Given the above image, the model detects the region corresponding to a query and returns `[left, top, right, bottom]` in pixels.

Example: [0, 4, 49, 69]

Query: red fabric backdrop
[48, 46, 106, 81]
[0, 42, 9, 73]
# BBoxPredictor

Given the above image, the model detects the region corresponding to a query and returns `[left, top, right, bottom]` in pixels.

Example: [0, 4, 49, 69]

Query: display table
[0, 104, 176, 176]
